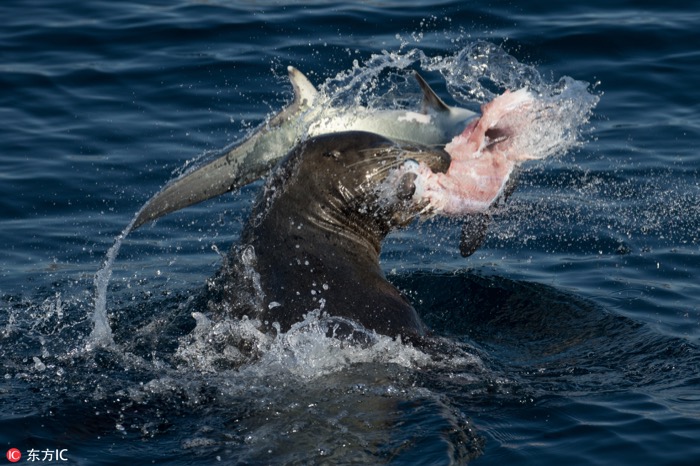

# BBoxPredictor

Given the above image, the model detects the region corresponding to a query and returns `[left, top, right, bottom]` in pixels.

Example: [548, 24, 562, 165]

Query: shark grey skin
[132, 67, 477, 229]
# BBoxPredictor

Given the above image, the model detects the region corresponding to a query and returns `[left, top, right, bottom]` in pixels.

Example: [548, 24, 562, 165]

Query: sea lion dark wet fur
[220, 131, 452, 340]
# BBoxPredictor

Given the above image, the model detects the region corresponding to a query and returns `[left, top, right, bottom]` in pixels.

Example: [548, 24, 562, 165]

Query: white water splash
[172, 309, 463, 380]
[90, 216, 139, 349]
[320, 42, 598, 125]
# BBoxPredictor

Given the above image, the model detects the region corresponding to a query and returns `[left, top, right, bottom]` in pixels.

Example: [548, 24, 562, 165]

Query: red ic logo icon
[6, 448, 21, 463]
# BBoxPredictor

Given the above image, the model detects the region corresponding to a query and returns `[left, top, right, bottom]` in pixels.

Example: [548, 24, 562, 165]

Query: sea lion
[221, 131, 451, 340]
[217, 88, 549, 341]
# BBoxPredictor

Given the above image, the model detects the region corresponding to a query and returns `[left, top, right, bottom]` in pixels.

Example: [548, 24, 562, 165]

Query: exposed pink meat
[414, 88, 539, 215]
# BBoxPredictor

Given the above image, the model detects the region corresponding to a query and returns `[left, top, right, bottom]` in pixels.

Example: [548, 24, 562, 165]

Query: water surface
[1, 1, 699, 464]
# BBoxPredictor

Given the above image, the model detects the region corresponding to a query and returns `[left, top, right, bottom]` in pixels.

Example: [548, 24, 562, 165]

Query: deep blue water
[1, 1, 699, 465]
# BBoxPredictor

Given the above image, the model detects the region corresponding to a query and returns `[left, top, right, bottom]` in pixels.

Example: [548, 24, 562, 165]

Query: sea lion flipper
[132, 68, 319, 229]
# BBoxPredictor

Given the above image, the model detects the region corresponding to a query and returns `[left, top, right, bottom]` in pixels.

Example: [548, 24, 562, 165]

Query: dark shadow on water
[399, 271, 638, 360]
[394, 271, 698, 393]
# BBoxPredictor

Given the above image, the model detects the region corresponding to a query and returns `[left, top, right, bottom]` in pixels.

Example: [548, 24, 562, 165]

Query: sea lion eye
[324, 150, 341, 159]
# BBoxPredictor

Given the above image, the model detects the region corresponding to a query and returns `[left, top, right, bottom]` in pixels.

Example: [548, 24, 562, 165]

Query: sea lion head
[247, 131, 451, 254]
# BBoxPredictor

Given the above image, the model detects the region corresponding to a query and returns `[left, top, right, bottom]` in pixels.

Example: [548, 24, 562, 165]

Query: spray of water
[91, 42, 599, 361]
[90, 210, 139, 349]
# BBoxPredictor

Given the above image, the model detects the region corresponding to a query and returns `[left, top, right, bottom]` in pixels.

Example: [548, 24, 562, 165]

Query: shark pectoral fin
[414, 71, 451, 114]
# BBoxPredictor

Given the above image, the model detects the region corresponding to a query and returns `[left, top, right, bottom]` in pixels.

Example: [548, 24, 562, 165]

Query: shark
[131, 67, 478, 229]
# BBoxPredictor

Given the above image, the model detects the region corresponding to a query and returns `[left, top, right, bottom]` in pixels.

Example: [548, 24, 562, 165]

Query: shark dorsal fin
[288, 66, 318, 108]
[414, 71, 451, 114]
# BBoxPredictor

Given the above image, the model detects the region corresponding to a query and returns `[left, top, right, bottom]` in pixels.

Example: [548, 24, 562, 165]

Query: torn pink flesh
[417, 88, 536, 216]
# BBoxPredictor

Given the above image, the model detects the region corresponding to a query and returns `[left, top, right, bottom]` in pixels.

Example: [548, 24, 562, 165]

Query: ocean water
[1, 1, 699, 465]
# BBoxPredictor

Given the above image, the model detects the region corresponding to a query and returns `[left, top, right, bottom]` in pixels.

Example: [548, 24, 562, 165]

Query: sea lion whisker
[346, 153, 408, 173]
